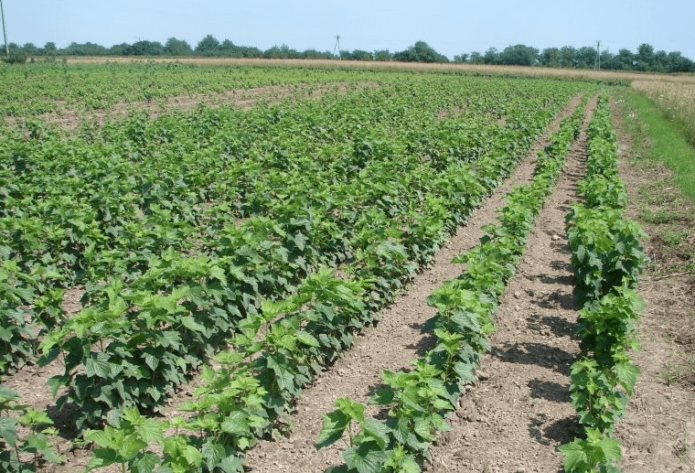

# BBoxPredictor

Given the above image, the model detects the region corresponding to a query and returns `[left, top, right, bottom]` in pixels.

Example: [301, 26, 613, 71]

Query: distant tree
[351, 49, 373, 61]
[453, 53, 469, 63]
[302, 49, 332, 59]
[127, 40, 164, 56]
[599, 49, 614, 69]
[373, 49, 392, 61]
[195, 35, 221, 56]
[499, 44, 538, 66]
[109, 43, 130, 56]
[164, 37, 192, 56]
[614, 48, 634, 70]
[666, 51, 694, 72]
[241, 46, 263, 58]
[469, 51, 484, 64]
[22, 42, 39, 56]
[635, 43, 655, 70]
[65, 41, 108, 56]
[264, 44, 298, 59]
[394, 41, 448, 63]
[539, 47, 561, 67]
[219, 39, 243, 57]
[559, 46, 578, 68]
[576, 46, 597, 68]
[483, 47, 499, 64]
[652, 50, 668, 72]
[42, 41, 57, 56]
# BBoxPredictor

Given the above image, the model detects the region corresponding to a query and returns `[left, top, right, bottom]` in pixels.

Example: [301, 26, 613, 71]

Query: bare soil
[241, 96, 585, 473]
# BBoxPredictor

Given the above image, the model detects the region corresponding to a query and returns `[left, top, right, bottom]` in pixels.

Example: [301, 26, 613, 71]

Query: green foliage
[575, 286, 643, 367]
[0, 385, 64, 472]
[315, 95, 588, 472]
[0, 71, 595, 470]
[566, 204, 646, 305]
[558, 428, 623, 473]
[560, 94, 646, 473]
[393, 42, 449, 63]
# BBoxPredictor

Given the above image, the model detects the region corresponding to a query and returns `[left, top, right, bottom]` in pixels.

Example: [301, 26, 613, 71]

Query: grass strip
[623, 90, 695, 202]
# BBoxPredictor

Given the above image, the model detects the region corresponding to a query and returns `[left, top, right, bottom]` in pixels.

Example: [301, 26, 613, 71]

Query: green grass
[624, 91, 695, 202]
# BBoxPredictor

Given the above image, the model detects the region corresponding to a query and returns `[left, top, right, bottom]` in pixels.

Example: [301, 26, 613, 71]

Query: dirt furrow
[242, 95, 584, 473]
[425, 95, 597, 473]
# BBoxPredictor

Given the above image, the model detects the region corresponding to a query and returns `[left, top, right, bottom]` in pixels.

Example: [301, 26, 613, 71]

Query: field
[1, 61, 693, 473]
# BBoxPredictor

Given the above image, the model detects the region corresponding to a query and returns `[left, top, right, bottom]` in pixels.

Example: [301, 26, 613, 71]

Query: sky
[3, 0, 695, 60]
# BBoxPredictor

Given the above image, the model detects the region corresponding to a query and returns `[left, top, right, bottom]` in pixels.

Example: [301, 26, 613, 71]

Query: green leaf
[201, 440, 225, 469]
[369, 389, 395, 406]
[84, 429, 112, 448]
[296, 331, 320, 348]
[361, 419, 390, 450]
[217, 454, 245, 473]
[558, 440, 587, 472]
[87, 448, 120, 471]
[0, 416, 18, 446]
[131, 452, 161, 473]
[0, 385, 19, 401]
[335, 397, 366, 423]
[183, 445, 203, 467]
[181, 316, 205, 333]
[315, 410, 350, 450]
[119, 435, 149, 460]
[400, 454, 421, 473]
[85, 354, 112, 378]
[139, 419, 165, 444]
[596, 436, 622, 465]
[343, 442, 387, 473]
[220, 411, 250, 436]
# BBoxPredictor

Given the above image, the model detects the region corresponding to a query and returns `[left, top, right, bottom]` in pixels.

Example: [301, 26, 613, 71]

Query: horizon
[2, 0, 694, 62]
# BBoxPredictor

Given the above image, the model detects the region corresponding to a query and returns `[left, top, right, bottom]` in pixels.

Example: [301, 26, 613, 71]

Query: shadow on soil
[406, 323, 439, 357]
[491, 342, 575, 376]
[550, 260, 574, 272]
[46, 402, 82, 440]
[529, 290, 577, 311]
[528, 379, 570, 403]
[527, 314, 577, 338]
[528, 414, 579, 447]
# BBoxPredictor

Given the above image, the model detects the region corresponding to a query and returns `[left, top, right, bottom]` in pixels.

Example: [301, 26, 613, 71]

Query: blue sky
[4, 0, 694, 60]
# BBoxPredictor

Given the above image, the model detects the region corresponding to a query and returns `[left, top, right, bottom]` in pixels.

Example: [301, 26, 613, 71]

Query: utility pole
[0, 0, 8, 59]
[333, 35, 341, 60]
[596, 40, 601, 70]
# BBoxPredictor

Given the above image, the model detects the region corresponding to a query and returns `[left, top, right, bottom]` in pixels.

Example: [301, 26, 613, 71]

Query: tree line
[5, 36, 694, 73]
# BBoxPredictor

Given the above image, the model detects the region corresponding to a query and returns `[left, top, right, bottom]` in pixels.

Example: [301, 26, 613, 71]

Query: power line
[333, 35, 341, 59]
[0, 0, 8, 58]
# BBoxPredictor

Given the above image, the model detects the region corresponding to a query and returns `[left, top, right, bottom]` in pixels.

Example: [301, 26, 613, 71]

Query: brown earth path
[241, 95, 585, 473]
